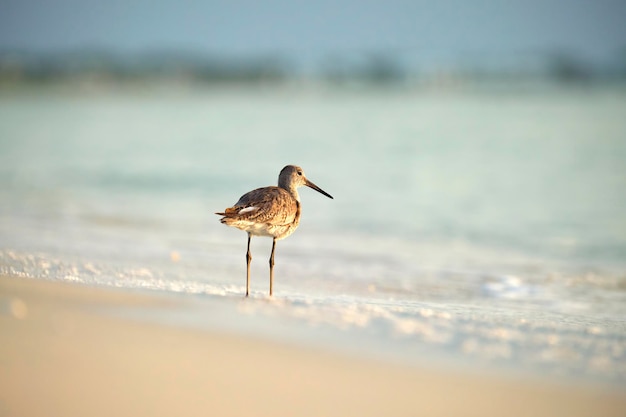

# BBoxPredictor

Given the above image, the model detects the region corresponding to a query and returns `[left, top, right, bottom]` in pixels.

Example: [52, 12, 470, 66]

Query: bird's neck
[292, 189, 300, 202]
[279, 182, 300, 202]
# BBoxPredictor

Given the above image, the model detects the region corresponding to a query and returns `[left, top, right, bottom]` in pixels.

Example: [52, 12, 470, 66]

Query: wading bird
[216, 165, 333, 297]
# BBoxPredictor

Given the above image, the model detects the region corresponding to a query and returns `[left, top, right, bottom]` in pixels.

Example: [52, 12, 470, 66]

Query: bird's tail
[215, 207, 238, 217]
[215, 207, 240, 225]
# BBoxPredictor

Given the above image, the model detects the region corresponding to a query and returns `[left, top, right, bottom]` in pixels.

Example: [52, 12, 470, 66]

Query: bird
[216, 165, 333, 297]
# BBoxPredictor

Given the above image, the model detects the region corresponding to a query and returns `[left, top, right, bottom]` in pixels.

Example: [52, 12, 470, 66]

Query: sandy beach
[0, 275, 623, 417]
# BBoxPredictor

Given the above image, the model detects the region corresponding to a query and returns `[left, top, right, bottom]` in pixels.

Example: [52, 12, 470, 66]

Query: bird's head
[278, 165, 333, 199]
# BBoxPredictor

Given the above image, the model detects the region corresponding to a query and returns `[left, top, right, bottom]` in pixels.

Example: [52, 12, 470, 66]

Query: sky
[1, 0, 625, 69]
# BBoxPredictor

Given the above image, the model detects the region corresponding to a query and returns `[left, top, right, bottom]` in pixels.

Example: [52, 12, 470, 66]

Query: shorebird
[216, 165, 333, 297]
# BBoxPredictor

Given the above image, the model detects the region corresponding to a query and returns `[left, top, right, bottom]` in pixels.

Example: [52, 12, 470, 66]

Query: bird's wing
[223, 186, 298, 225]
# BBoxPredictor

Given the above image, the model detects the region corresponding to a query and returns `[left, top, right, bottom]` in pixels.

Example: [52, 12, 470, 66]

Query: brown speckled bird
[216, 165, 333, 297]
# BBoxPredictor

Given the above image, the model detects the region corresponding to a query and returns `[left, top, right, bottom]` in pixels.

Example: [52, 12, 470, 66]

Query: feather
[238, 206, 257, 214]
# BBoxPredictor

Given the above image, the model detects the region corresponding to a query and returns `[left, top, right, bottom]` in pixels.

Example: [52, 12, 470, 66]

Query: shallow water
[1, 84, 625, 383]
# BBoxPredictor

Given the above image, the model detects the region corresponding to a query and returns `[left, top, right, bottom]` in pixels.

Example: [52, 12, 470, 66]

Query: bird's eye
[297, 171, 302, 176]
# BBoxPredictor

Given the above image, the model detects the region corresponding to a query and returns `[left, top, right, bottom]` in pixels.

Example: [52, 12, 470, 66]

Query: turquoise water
[1, 85, 625, 382]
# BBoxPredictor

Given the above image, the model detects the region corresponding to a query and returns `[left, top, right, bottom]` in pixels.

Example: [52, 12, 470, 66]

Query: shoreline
[1, 275, 624, 417]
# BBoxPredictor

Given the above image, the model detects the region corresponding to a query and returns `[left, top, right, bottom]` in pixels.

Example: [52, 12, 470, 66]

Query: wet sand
[0, 275, 624, 417]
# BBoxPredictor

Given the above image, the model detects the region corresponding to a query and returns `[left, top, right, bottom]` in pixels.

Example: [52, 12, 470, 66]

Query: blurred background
[1, 0, 625, 302]
[1, 0, 626, 383]
[1, 0, 626, 89]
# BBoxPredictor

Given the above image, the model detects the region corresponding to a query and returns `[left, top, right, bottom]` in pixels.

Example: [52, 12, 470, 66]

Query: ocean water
[1, 84, 625, 383]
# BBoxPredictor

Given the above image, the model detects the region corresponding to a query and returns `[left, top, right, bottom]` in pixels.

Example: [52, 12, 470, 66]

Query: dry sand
[1, 275, 624, 417]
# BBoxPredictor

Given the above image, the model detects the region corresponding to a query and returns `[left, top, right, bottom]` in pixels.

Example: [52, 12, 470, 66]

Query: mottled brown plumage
[216, 165, 333, 297]
[217, 187, 300, 240]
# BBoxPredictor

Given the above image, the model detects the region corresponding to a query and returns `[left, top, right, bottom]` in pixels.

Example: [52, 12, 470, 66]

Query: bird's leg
[246, 233, 252, 297]
[269, 238, 276, 297]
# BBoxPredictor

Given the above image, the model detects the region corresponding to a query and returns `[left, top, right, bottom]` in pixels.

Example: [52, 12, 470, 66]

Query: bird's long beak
[305, 178, 333, 199]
